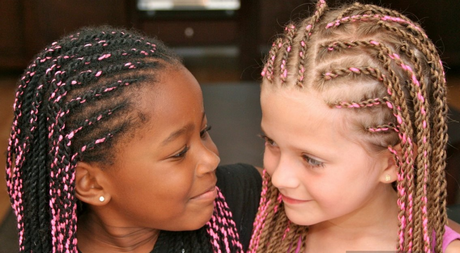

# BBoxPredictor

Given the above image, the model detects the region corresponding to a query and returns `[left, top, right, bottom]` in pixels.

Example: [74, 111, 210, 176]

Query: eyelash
[302, 155, 324, 168]
[260, 134, 324, 168]
[172, 145, 190, 159]
[259, 134, 277, 147]
[200, 125, 212, 138]
[171, 125, 211, 159]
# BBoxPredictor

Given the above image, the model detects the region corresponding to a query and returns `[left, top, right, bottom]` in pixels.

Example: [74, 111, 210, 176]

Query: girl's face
[260, 86, 394, 227]
[100, 66, 220, 231]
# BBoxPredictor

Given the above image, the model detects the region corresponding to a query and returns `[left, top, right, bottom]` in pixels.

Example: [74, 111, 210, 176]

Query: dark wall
[1, 0, 459, 75]
[0, 0, 128, 69]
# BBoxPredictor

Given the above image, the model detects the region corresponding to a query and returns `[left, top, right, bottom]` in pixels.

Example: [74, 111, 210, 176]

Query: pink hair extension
[321, 65, 386, 82]
[333, 97, 389, 109]
[296, 0, 328, 87]
[282, 220, 291, 240]
[216, 190, 243, 250]
[400, 43, 445, 252]
[367, 123, 399, 133]
[250, 199, 271, 251]
[388, 53, 431, 251]
[280, 24, 296, 83]
[387, 50, 431, 251]
[249, 170, 271, 251]
[206, 187, 244, 252]
[256, 0, 447, 251]
[66, 80, 133, 105]
[265, 37, 284, 83]
[6, 145, 25, 251]
[249, 198, 271, 250]
[325, 14, 425, 37]
[389, 145, 409, 251]
[49, 131, 114, 252]
[251, 170, 269, 238]
[367, 40, 421, 252]
[273, 192, 283, 213]
[65, 109, 117, 145]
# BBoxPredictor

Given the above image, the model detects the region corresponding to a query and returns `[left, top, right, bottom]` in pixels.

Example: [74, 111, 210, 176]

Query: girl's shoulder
[444, 225, 460, 252]
[445, 240, 460, 253]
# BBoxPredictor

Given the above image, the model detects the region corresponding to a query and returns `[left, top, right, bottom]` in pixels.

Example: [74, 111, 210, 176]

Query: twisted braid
[6, 26, 243, 253]
[280, 23, 297, 83]
[262, 38, 283, 82]
[252, 1, 448, 252]
[296, 0, 328, 87]
[153, 187, 244, 253]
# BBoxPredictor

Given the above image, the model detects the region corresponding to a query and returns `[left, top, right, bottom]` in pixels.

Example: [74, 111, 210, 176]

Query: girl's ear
[378, 144, 401, 184]
[75, 161, 111, 206]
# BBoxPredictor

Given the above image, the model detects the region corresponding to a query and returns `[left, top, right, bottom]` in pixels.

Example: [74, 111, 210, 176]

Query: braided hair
[6, 26, 243, 253]
[249, 1, 448, 252]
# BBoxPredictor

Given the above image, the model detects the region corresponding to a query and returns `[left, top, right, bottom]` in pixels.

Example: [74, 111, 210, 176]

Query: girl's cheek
[263, 151, 277, 176]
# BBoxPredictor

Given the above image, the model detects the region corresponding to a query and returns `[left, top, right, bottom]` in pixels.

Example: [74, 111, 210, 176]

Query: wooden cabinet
[0, 1, 27, 68]
[0, 0, 128, 69]
[0, 0, 259, 79]
[1, 0, 459, 78]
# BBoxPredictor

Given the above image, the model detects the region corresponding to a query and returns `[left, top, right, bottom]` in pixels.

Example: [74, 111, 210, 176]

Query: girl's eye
[302, 155, 324, 168]
[259, 134, 277, 147]
[200, 125, 212, 138]
[171, 145, 189, 159]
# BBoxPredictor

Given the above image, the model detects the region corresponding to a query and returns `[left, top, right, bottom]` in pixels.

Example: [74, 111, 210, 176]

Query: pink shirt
[443, 226, 460, 252]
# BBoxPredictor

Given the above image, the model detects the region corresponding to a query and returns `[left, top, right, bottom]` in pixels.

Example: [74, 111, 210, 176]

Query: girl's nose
[196, 144, 220, 176]
[270, 156, 299, 189]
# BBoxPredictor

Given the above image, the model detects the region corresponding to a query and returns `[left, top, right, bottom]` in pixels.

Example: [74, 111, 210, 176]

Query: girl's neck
[305, 185, 399, 252]
[77, 211, 160, 253]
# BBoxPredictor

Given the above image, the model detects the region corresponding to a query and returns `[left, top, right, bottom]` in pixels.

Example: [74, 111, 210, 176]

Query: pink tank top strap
[443, 225, 460, 252]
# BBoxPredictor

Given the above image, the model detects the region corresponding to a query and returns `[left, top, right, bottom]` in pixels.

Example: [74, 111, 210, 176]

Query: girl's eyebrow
[161, 112, 205, 146]
[260, 126, 267, 136]
[161, 126, 191, 146]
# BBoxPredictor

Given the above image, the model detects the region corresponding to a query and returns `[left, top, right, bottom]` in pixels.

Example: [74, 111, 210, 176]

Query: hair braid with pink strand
[251, 1, 447, 252]
[6, 26, 243, 253]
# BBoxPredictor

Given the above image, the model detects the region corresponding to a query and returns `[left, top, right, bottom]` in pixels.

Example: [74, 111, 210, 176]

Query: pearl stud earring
[99, 196, 105, 202]
[385, 175, 391, 182]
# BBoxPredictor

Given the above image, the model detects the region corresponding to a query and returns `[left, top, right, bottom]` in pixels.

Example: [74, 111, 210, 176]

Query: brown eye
[200, 125, 212, 138]
[172, 146, 189, 159]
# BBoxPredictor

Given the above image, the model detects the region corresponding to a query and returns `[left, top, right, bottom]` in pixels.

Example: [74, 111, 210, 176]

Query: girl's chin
[179, 204, 215, 231]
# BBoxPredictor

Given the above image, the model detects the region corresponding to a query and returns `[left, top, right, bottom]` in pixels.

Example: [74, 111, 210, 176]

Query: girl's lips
[281, 193, 311, 205]
[191, 185, 217, 201]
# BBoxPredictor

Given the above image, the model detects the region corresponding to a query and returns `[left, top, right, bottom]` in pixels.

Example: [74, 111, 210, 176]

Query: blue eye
[200, 125, 212, 138]
[172, 146, 189, 159]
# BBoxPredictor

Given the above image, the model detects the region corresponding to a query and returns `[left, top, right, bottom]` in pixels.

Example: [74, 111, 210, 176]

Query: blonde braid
[262, 38, 283, 82]
[253, 1, 447, 252]
[296, 0, 328, 87]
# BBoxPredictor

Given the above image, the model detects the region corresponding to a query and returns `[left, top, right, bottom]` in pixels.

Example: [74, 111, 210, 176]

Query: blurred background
[1, 0, 460, 251]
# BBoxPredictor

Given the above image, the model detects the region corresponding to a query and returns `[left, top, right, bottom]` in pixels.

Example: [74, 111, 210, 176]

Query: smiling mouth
[281, 193, 311, 205]
[191, 185, 217, 200]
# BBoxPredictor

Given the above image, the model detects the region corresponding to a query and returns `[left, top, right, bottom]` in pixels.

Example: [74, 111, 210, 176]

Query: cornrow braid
[280, 23, 297, 83]
[262, 38, 283, 82]
[251, 0, 448, 252]
[6, 26, 243, 253]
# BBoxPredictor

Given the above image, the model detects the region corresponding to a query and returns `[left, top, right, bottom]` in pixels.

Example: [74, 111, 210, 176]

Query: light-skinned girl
[249, 0, 460, 252]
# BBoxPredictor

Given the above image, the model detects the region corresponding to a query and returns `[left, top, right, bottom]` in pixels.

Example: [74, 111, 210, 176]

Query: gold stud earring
[99, 196, 105, 202]
[385, 175, 391, 182]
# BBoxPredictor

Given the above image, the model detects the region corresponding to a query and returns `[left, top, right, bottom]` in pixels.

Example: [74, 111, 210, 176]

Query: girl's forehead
[261, 84, 368, 141]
